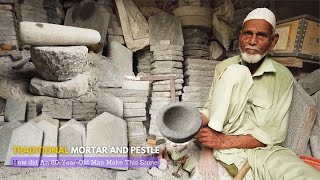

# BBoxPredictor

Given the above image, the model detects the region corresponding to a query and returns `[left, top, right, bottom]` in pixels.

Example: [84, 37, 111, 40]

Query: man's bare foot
[198, 146, 220, 180]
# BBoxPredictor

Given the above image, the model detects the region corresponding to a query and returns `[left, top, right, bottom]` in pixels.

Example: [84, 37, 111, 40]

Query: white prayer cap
[243, 8, 276, 29]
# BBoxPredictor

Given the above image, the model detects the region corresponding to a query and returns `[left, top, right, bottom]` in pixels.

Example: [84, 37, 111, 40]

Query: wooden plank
[272, 57, 303, 68]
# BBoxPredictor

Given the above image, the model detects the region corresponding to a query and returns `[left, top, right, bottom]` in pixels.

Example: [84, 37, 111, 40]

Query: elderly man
[197, 8, 320, 179]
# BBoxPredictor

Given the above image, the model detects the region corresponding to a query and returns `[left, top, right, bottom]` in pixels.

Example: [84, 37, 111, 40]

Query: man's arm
[198, 114, 266, 149]
[197, 127, 266, 149]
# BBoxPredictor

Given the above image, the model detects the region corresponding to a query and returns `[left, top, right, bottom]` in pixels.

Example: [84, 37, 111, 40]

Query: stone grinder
[156, 102, 202, 143]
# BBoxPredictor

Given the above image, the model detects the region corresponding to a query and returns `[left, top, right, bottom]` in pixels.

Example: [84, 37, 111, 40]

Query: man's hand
[196, 127, 266, 149]
[197, 127, 227, 149]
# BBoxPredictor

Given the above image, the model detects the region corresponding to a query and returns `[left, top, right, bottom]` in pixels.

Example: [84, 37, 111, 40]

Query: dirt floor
[0, 165, 117, 180]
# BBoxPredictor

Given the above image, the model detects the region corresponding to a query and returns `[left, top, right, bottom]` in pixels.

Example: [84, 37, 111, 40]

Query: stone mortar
[156, 102, 201, 143]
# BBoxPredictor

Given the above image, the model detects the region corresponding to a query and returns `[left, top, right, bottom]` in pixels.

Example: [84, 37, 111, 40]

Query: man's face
[239, 19, 278, 63]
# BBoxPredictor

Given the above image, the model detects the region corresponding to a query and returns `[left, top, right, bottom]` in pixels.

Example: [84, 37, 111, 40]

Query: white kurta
[201, 55, 320, 179]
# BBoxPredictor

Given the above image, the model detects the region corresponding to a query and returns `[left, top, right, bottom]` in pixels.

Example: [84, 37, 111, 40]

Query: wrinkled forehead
[242, 19, 274, 34]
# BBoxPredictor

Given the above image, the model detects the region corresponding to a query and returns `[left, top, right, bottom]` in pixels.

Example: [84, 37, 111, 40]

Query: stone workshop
[0, 0, 319, 179]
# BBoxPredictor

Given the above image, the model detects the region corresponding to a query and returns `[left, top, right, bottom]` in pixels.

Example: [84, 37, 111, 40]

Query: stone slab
[184, 76, 213, 83]
[124, 117, 147, 122]
[284, 81, 318, 155]
[184, 64, 216, 71]
[152, 79, 184, 85]
[85, 112, 128, 170]
[184, 44, 209, 51]
[153, 50, 183, 56]
[127, 121, 146, 137]
[118, 96, 148, 103]
[60, 119, 86, 147]
[42, 99, 72, 120]
[298, 69, 320, 95]
[123, 102, 146, 109]
[151, 68, 183, 75]
[104, 88, 148, 97]
[122, 80, 150, 90]
[107, 41, 133, 84]
[150, 45, 183, 52]
[64, 0, 110, 49]
[151, 97, 179, 101]
[5, 121, 43, 166]
[31, 113, 59, 128]
[19, 21, 101, 46]
[153, 91, 182, 98]
[152, 55, 184, 61]
[124, 108, 146, 118]
[182, 93, 209, 102]
[0, 121, 22, 162]
[184, 50, 210, 59]
[26, 101, 37, 122]
[72, 101, 97, 121]
[85, 53, 123, 88]
[183, 86, 211, 92]
[149, 12, 184, 46]
[34, 120, 58, 158]
[151, 61, 183, 69]
[29, 74, 88, 98]
[185, 69, 214, 77]
[184, 58, 220, 66]
[4, 98, 26, 122]
[58, 126, 83, 160]
[152, 84, 183, 91]
[115, 0, 149, 52]
[184, 81, 212, 87]
[96, 92, 123, 118]
[107, 35, 125, 44]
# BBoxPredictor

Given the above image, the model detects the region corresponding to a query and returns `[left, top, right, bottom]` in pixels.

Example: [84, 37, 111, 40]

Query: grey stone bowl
[156, 102, 202, 143]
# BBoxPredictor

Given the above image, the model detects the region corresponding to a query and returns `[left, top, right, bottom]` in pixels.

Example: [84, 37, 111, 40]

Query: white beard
[240, 49, 267, 64]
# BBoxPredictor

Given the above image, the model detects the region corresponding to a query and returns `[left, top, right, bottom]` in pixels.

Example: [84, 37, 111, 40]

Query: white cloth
[243, 8, 276, 29]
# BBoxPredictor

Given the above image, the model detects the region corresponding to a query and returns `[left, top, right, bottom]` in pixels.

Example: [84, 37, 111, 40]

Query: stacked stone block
[149, 44, 184, 137]
[102, 0, 125, 45]
[136, 49, 152, 75]
[0, 3, 18, 46]
[181, 28, 217, 110]
[182, 28, 210, 60]
[182, 58, 219, 110]
[105, 79, 150, 158]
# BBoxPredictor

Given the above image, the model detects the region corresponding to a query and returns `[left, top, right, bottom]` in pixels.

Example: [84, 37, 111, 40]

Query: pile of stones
[147, 12, 184, 138]
[136, 49, 153, 76]
[149, 43, 183, 137]
[104, 79, 150, 159]
[0, 3, 18, 46]
[181, 28, 218, 110]
[18, 21, 101, 99]
[182, 28, 210, 60]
